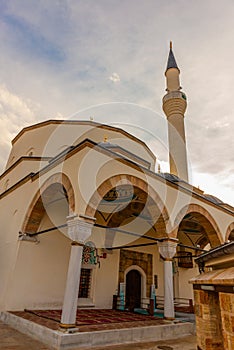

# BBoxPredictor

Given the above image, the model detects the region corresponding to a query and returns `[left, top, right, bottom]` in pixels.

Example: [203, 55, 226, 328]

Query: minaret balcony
[163, 91, 187, 117]
[163, 90, 187, 103]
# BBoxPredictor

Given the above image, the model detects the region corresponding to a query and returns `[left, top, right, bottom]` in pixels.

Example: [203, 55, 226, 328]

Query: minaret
[162, 42, 189, 182]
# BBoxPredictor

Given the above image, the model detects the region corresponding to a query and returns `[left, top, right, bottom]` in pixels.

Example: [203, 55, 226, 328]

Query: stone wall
[119, 249, 152, 297]
[219, 292, 234, 349]
[194, 289, 223, 350]
[194, 288, 234, 350]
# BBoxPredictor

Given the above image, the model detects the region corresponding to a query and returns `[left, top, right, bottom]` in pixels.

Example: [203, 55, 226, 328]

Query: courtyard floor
[10, 308, 166, 331]
[10, 308, 194, 332]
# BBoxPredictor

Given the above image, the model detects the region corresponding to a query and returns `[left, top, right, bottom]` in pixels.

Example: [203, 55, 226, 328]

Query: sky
[0, 0, 233, 206]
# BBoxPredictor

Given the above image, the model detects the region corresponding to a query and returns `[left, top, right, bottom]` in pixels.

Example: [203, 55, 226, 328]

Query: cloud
[0, 84, 38, 171]
[109, 73, 120, 83]
[1, 13, 65, 62]
[0, 0, 233, 204]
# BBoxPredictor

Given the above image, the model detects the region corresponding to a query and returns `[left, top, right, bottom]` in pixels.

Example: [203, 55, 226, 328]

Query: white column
[164, 259, 174, 318]
[157, 238, 178, 320]
[60, 214, 95, 329]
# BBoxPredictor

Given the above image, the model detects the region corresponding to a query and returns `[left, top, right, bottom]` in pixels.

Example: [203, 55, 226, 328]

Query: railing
[155, 295, 194, 313]
[112, 295, 194, 314]
[174, 297, 194, 313]
[112, 295, 155, 314]
[163, 90, 187, 103]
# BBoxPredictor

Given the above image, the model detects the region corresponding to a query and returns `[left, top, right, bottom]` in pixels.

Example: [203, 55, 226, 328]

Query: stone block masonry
[219, 292, 234, 349]
[194, 289, 234, 350]
[194, 289, 223, 350]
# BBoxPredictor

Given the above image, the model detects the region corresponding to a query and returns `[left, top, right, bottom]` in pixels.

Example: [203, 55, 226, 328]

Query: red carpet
[24, 309, 160, 326]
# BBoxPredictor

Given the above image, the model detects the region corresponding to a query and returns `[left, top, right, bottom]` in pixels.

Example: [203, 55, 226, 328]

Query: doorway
[126, 269, 141, 311]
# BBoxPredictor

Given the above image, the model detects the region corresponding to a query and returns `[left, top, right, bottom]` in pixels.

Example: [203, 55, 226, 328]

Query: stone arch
[173, 203, 223, 247]
[22, 172, 75, 233]
[85, 174, 172, 236]
[225, 222, 234, 242]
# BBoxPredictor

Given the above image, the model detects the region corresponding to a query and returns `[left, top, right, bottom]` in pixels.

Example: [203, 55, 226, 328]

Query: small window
[4, 179, 9, 191]
[26, 148, 35, 157]
[79, 268, 92, 298]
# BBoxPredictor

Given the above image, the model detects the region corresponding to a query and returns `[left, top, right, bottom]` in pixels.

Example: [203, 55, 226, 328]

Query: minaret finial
[170, 41, 172, 50]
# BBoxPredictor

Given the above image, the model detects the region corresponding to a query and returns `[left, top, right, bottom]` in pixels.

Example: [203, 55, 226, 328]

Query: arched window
[79, 242, 97, 299]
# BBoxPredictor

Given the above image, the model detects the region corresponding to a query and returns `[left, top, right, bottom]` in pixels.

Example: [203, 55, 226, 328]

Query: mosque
[0, 44, 233, 349]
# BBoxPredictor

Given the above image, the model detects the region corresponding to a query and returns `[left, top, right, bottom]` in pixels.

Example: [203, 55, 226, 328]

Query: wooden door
[126, 269, 141, 310]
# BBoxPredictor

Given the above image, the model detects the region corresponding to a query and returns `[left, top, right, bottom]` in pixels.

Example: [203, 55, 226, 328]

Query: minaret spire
[166, 41, 179, 73]
[162, 43, 189, 182]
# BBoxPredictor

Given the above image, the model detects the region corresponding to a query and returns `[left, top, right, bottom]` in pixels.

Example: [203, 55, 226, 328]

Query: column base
[164, 316, 175, 321]
[59, 323, 79, 333]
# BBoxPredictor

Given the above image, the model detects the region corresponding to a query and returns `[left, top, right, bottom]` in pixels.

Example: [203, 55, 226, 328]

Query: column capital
[66, 214, 96, 244]
[157, 238, 178, 260]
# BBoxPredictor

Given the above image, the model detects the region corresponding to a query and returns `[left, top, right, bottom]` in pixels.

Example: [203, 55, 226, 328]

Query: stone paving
[0, 321, 51, 349]
[0, 321, 197, 350]
[83, 335, 198, 350]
